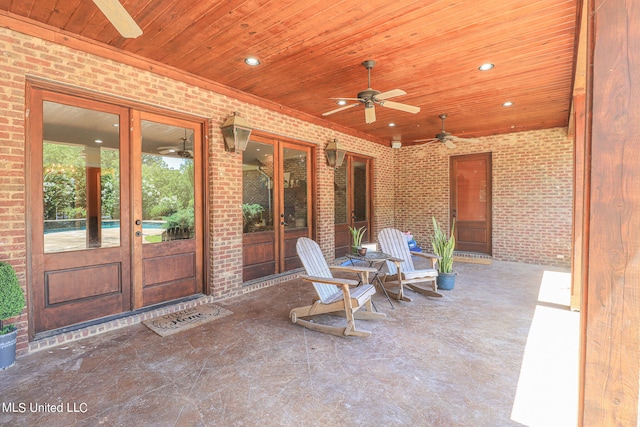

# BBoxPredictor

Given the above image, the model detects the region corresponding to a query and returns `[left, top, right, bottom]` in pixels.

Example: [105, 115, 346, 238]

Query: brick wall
[392, 128, 573, 267]
[0, 27, 394, 353]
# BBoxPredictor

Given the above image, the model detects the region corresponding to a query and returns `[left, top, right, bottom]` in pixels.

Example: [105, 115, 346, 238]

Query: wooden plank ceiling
[0, 0, 579, 146]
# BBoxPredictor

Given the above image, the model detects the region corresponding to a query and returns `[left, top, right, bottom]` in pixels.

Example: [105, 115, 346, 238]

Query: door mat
[143, 303, 232, 337]
[453, 252, 493, 265]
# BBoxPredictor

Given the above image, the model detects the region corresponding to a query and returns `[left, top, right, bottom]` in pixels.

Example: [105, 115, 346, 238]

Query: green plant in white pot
[430, 217, 456, 290]
[0, 262, 26, 369]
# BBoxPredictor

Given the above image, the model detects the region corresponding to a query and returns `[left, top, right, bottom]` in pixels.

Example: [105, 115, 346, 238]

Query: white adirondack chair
[378, 228, 443, 301]
[290, 237, 386, 337]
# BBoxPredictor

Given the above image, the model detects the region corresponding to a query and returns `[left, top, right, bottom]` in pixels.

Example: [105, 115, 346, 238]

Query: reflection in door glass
[283, 147, 308, 229]
[141, 121, 195, 243]
[352, 160, 367, 222]
[242, 141, 275, 233]
[334, 161, 348, 224]
[43, 102, 120, 253]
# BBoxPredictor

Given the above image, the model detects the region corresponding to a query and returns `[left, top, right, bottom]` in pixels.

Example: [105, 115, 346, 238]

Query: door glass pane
[334, 161, 348, 224]
[242, 141, 275, 233]
[456, 159, 487, 221]
[43, 102, 120, 253]
[140, 121, 194, 243]
[352, 159, 367, 222]
[283, 147, 308, 229]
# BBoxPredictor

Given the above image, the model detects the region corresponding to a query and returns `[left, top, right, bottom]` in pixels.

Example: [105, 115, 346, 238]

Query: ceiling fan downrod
[439, 114, 448, 132]
[362, 60, 376, 88]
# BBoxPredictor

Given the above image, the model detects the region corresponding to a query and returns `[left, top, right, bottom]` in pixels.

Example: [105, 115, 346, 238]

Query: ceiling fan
[92, 0, 143, 38]
[158, 133, 193, 159]
[322, 60, 420, 124]
[414, 114, 480, 148]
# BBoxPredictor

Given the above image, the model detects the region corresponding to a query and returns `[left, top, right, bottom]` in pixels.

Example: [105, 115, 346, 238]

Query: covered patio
[2, 260, 578, 426]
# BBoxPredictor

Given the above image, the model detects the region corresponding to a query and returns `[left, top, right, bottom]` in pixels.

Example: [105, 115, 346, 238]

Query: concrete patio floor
[1, 260, 579, 426]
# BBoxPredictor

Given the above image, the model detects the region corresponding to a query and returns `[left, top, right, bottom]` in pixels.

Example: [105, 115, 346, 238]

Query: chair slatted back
[378, 228, 416, 275]
[296, 237, 340, 303]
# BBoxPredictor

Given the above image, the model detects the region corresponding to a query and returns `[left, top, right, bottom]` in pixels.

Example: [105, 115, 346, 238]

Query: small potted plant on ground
[430, 216, 456, 290]
[348, 225, 367, 256]
[0, 262, 26, 369]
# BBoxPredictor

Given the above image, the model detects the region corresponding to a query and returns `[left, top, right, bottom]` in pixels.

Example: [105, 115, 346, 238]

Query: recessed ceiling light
[94, 139, 103, 144]
[478, 63, 494, 71]
[244, 57, 260, 66]
[388, 123, 396, 127]
[336, 100, 347, 106]
[502, 101, 514, 107]
[112, 123, 119, 127]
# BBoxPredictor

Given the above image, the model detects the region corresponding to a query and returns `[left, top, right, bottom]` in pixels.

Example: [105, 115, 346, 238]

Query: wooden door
[29, 89, 205, 335]
[450, 153, 492, 254]
[242, 135, 278, 281]
[131, 112, 203, 308]
[30, 91, 132, 334]
[281, 143, 312, 272]
[335, 155, 372, 258]
[242, 135, 313, 281]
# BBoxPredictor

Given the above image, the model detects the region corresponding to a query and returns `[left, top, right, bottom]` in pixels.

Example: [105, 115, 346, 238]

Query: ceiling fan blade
[444, 139, 457, 149]
[376, 89, 406, 100]
[329, 97, 362, 101]
[92, 0, 143, 38]
[365, 106, 376, 124]
[380, 100, 420, 114]
[450, 135, 481, 143]
[322, 103, 359, 116]
[413, 138, 439, 143]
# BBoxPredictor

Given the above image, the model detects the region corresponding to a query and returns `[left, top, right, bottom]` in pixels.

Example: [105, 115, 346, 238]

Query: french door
[28, 87, 204, 335]
[450, 152, 492, 254]
[242, 134, 314, 281]
[335, 155, 372, 258]
[132, 112, 204, 308]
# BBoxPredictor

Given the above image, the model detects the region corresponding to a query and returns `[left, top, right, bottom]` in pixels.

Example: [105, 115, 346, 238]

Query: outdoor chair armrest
[411, 251, 441, 260]
[300, 274, 359, 288]
[330, 265, 378, 274]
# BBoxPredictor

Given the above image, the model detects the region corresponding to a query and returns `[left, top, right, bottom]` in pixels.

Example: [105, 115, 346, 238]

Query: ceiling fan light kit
[322, 60, 420, 124]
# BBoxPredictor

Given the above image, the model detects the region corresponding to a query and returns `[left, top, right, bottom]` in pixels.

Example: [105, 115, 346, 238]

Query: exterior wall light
[325, 139, 346, 168]
[221, 112, 253, 152]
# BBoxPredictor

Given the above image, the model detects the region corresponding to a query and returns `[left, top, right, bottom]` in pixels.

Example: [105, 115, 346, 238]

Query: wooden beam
[581, 0, 640, 424]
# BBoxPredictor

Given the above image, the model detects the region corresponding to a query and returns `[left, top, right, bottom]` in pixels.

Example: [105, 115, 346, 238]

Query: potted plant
[430, 216, 456, 290]
[0, 262, 26, 369]
[241, 203, 264, 233]
[348, 225, 367, 255]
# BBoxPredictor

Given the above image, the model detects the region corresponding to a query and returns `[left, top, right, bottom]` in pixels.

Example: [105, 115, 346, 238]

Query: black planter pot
[436, 272, 456, 290]
[0, 329, 17, 370]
